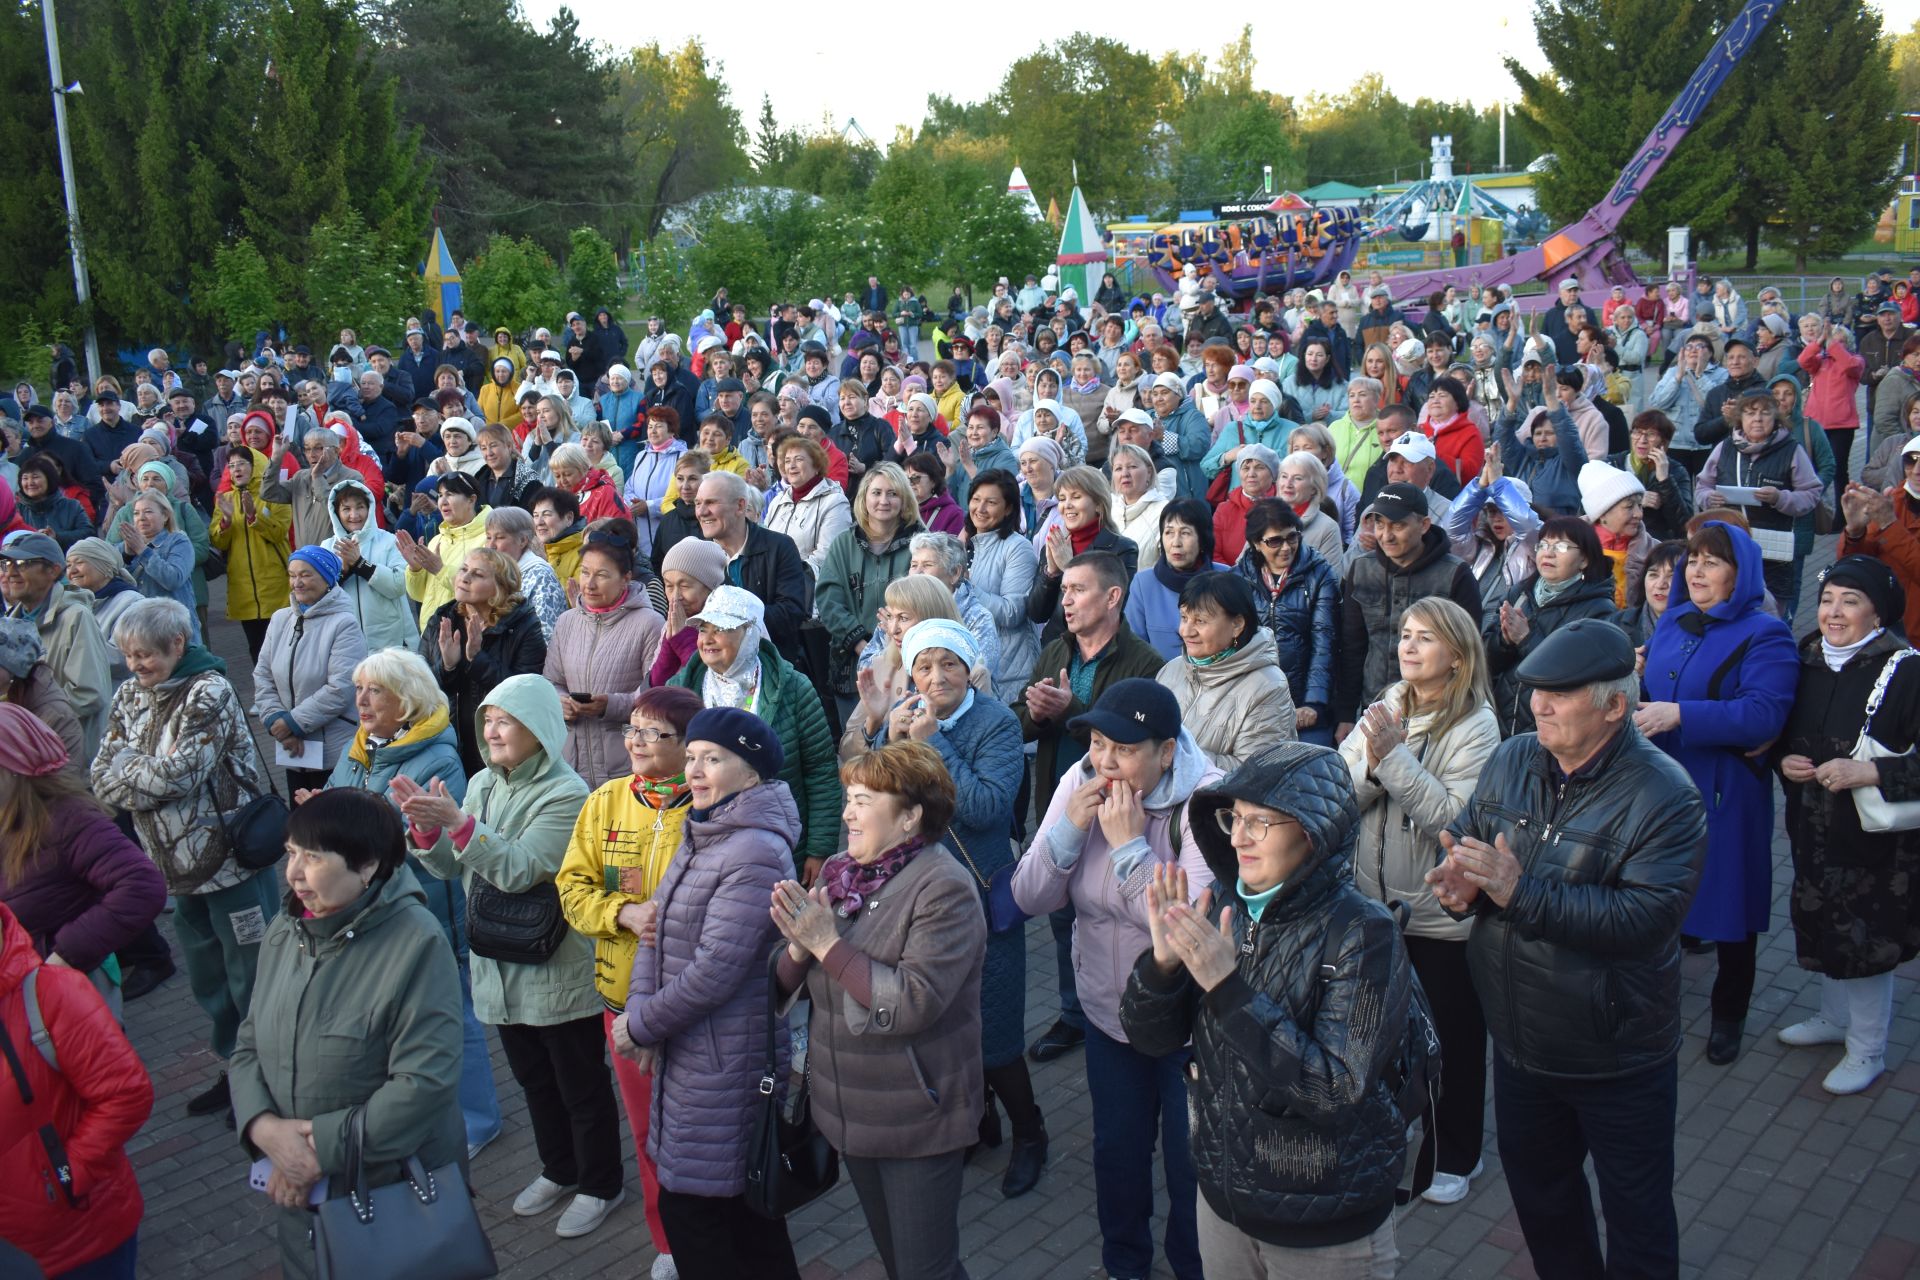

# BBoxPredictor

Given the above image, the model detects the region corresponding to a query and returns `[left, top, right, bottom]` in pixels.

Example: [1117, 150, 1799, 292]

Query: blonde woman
[815, 462, 924, 686]
[1110, 443, 1167, 569]
[1026, 464, 1139, 647]
[420, 546, 547, 775]
[1337, 595, 1500, 1206]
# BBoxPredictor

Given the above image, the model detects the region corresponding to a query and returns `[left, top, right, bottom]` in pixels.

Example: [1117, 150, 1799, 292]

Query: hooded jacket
[1153, 389, 1214, 501]
[1796, 336, 1864, 431]
[253, 585, 367, 770]
[1334, 527, 1483, 722]
[0, 902, 151, 1276]
[8, 581, 111, 761]
[573, 465, 626, 524]
[542, 582, 667, 788]
[14, 489, 91, 548]
[208, 447, 293, 622]
[414, 675, 597, 1026]
[1484, 574, 1622, 734]
[324, 477, 416, 652]
[1156, 628, 1299, 771]
[1641, 524, 1796, 941]
[404, 506, 493, 630]
[625, 780, 799, 1195]
[1120, 742, 1414, 1248]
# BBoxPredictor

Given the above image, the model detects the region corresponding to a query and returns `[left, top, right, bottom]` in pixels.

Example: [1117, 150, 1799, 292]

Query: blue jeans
[458, 957, 501, 1148]
[1084, 1025, 1202, 1280]
[900, 325, 920, 360]
[1049, 906, 1083, 1029]
[54, 1233, 137, 1280]
[1495, 1053, 1679, 1280]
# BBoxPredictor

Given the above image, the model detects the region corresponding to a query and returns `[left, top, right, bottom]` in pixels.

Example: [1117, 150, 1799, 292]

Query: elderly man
[1186, 290, 1235, 346]
[1428, 619, 1706, 1280]
[0, 531, 111, 760]
[19, 403, 101, 514]
[690, 471, 810, 664]
[1860, 301, 1914, 423]
[349, 368, 403, 467]
[84, 390, 142, 474]
[1334, 483, 1480, 736]
[1695, 335, 1766, 451]
[1542, 277, 1585, 364]
[266, 428, 357, 546]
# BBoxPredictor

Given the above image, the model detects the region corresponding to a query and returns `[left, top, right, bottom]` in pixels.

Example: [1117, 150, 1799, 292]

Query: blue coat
[1124, 562, 1230, 660]
[1155, 399, 1213, 501]
[1641, 523, 1796, 940]
[326, 720, 471, 952]
[1233, 542, 1340, 716]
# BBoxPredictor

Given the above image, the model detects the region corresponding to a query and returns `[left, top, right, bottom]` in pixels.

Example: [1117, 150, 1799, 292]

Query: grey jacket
[1155, 628, 1298, 772]
[965, 527, 1040, 701]
[252, 587, 367, 771]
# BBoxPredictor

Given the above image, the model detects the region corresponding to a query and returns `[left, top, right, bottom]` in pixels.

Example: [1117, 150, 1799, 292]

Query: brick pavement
[122, 531, 1920, 1280]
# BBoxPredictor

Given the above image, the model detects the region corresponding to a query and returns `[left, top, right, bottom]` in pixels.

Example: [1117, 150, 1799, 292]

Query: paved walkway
[123, 537, 1920, 1280]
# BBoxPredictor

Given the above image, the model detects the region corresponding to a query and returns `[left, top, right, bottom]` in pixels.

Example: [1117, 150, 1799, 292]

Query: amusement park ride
[1125, 0, 1780, 316]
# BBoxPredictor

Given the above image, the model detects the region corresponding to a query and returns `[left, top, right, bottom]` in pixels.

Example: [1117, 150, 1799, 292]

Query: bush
[303, 212, 416, 342]
[635, 233, 705, 334]
[206, 238, 279, 342]
[461, 233, 570, 337]
[782, 204, 887, 300]
[566, 226, 621, 316]
[687, 223, 776, 319]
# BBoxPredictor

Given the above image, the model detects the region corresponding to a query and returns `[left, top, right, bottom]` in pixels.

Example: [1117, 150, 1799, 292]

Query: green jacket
[669, 638, 844, 869]
[229, 863, 464, 1192]
[814, 522, 921, 655]
[414, 674, 599, 1027]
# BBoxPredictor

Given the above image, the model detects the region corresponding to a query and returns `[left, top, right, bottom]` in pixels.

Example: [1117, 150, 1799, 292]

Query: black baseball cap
[1369, 482, 1429, 523]
[1068, 678, 1181, 744]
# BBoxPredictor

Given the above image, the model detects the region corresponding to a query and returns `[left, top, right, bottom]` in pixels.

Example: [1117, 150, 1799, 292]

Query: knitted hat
[289, 544, 343, 588]
[901, 618, 979, 672]
[1577, 460, 1646, 522]
[65, 537, 133, 587]
[660, 537, 728, 591]
[441, 416, 476, 441]
[1151, 371, 1186, 398]
[684, 706, 784, 783]
[1017, 437, 1064, 472]
[1248, 379, 1283, 417]
[909, 392, 940, 422]
[0, 702, 68, 777]
[1238, 443, 1281, 479]
[0, 617, 44, 680]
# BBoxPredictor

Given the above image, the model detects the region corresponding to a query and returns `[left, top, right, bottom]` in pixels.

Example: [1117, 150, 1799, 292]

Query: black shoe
[1706, 1018, 1744, 1065]
[121, 960, 176, 1001]
[1002, 1126, 1048, 1199]
[1028, 1020, 1085, 1064]
[186, 1073, 231, 1117]
[1681, 936, 1716, 956]
[976, 1103, 1003, 1151]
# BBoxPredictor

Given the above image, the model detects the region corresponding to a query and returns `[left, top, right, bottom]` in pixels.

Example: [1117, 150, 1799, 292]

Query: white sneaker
[512, 1175, 575, 1217]
[556, 1189, 625, 1238]
[1822, 1054, 1884, 1095]
[1778, 1016, 1847, 1047]
[467, 1130, 500, 1162]
[650, 1254, 679, 1280]
[1420, 1158, 1486, 1205]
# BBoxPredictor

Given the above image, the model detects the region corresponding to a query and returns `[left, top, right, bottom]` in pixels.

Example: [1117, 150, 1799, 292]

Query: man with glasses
[0, 531, 112, 759]
[1838, 434, 1920, 640]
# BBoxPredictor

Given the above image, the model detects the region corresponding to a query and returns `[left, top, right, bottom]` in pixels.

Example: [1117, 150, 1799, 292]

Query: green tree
[1510, 0, 1746, 259]
[1297, 74, 1427, 187]
[780, 132, 881, 198]
[753, 95, 800, 174]
[0, 2, 79, 362]
[995, 35, 1175, 214]
[635, 232, 704, 331]
[303, 212, 416, 340]
[566, 226, 621, 314]
[687, 225, 777, 318]
[940, 196, 1054, 296]
[615, 39, 750, 241]
[460, 234, 569, 337]
[1164, 28, 1302, 203]
[783, 205, 887, 299]
[207, 239, 278, 340]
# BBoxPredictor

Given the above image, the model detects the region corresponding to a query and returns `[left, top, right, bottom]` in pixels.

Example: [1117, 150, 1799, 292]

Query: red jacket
[0, 902, 151, 1274]
[1839, 488, 1920, 641]
[1213, 486, 1258, 567]
[1796, 339, 1865, 431]
[1430, 412, 1486, 484]
[573, 466, 628, 522]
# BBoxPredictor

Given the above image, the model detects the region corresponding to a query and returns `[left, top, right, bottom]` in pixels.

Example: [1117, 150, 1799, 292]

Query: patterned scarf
[819, 836, 928, 918]
[630, 772, 689, 807]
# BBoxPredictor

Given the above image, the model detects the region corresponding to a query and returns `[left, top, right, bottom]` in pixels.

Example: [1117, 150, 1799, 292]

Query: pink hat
[0, 703, 70, 777]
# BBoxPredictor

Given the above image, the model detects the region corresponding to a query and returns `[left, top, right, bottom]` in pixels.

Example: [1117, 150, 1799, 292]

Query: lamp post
[42, 0, 101, 385]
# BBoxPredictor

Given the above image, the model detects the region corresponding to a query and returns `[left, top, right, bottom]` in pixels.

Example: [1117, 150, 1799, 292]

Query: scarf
[1627, 451, 1656, 484]
[1821, 628, 1884, 672]
[705, 636, 763, 710]
[1152, 555, 1205, 595]
[936, 689, 976, 733]
[1290, 498, 1312, 518]
[819, 836, 928, 918]
[790, 472, 824, 501]
[1534, 573, 1583, 607]
[1185, 639, 1239, 669]
[1238, 876, 1284, 922]
[1069, 519, 1100, 556]
[630, 771, 690, 807]
[1070, 377, 1101, 395]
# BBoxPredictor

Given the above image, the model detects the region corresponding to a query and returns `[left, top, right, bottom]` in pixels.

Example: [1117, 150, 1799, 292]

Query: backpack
[1317, 894, 1442, 1205]
[0, 969, 80, 1207]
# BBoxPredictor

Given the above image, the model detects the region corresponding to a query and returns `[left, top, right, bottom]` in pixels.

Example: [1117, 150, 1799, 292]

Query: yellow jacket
[477, 380, 519, 428]
[543, 525, 585, 589]
[207, 447, 292, 621]
[556, 775, 693, 1009]
[404, 507, 493, 630]
[935, 381, 965, 428]
[488, 341, 528, 381]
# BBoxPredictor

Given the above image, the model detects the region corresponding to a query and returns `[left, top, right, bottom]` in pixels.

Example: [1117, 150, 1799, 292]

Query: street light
[43, 0, 101, 385]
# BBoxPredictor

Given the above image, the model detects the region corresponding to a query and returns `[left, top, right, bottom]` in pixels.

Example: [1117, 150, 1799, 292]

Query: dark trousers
[843, 1150, 969, 1280]
[1050, 906, 1083, 1029]
[1710, 932, 1760, 1023]
[1404, 936, 1487, 1176]
[496, 1016, 623, 1199]
[239, 617, 270, 663]
[1084, 1024, 1202, 1280]
[1826, 426, 1857, 491]
[655, 1187, 800, 1280]
[1495, 1053, 1679, 1280]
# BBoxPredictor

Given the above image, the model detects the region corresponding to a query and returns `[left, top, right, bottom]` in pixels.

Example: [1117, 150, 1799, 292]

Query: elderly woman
[817, 463, 925, 691]
[432, 416, 487, 476]
[620, 407, 688, 551]
[1212, 445, 1281, 567]
[544, 523, 666, 788]
[602, 705, 805, 1277]
[63, 537, 142, 671]
[422, 546, 547, 777]
[907, 531, 1000, 672]
[1443, 448, 1543, 627]
[1639, 521, 1796, 1065]
[92, 598, 278, 1121]
[1340, 596, 1501, 1205]
[484, 504, 567, 640]
[1484, 516, 1621, 736]
[1202, 378, 1298, 498]
[1109, 442, 1168, 567]
[1288, 421, 1362, 541]
[1014, 679, 1221, 1280]
[669, 586, 842, 880]
[556, 686, 702, 1270]
[1605, 410, 1694, 541]
[1016, 436, 1062, 535]
[393, 675, 622, 1240]
[845, 575, 977, 757]
[322, 476, 415, 653]
[1696, 386, 1824, 612]
[209, 446, 292, 660]
[120, 493, 199, 641]
[1126, 498, 1223, 660]
[1275, 448, 1344, 566]
[1613, 538, 1686, 649]
[961, 468, 1040, 702]
[228, 789, 463, 1278]
[399, 470, 492, 628]
[252, 546, 367, 793]
[1157, 572, 1297, 770]
[12, 455, 90, 547]
[771, 741, 986, 1279]
[1231, 500, 1341, 745]
[548, 440, 626, 528]
[762, 433, 853, 577]
[651, 536, 725, 688]
[475, 420, 543, 514]
[1029, 465, 1140, 646]
[905, 451, 964, 535]
[1774, 557, 1919, 1096]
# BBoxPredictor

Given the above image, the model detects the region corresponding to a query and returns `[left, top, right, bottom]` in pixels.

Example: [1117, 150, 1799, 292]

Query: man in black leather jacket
[1428, 618, 1705, 1280]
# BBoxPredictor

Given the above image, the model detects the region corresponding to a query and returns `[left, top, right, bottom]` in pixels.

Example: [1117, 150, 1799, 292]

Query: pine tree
[0, 2, 79, 361]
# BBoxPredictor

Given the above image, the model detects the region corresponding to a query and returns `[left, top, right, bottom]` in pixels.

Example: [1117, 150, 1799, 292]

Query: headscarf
[1017, 436, 1064, 474]
[900, 618, 979, 671]
[66, 537, 135, 587]
[1247, 379, 1283, 422]
[0, 702, 68, 777]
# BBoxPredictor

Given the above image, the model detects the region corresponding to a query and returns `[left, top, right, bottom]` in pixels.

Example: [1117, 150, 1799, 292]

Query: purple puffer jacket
[0, 796, 166, 971]
[624, 780, 800, 1196]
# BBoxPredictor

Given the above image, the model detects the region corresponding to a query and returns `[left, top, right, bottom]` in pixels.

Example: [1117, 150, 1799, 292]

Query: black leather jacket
[1445, 726, 1706, 1079]
[1122, 742, 1412, 1249]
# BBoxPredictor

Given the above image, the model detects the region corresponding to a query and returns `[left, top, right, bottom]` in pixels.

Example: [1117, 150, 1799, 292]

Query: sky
[530, 1, 1920, 151]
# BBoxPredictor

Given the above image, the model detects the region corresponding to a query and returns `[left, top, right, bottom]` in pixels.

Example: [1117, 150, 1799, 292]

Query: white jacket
[325, 477, 417, 653]
[762, 480, 853, 579]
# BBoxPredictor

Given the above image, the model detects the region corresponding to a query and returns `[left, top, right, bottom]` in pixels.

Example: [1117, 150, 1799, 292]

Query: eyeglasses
[0, 557, 44, 574]
[1215, 809, 1286, 841]
[621, 726, 678, 744]
[1537, 539, 1581, 555]
[1256, 533, 1300, 550]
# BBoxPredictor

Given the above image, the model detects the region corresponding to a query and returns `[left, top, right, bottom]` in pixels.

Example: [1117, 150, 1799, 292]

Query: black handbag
[208, 769, 289, 872]
[464, 878, 568, 965]
[744, 949, 839, 1219]
[945, 831, 1028, 935]
[312, 1107, 497, 1280]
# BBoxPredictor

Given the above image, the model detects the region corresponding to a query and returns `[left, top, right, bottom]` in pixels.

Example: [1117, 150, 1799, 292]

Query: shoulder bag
[1850, 648, 1920, 833]
[208, 766, 289, 872]
[744, 948, 838, 1219]
[462, 791, 571, 964]
[313, 1107, 496, 1280]
[945, 830, 1028, 934]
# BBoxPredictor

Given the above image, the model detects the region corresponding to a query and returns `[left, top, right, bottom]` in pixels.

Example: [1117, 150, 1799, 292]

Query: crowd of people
[0, 261, 1916, 1280]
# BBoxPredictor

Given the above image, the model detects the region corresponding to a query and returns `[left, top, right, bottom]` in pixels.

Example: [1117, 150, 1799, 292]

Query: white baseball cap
[1386, 431, 1437, 463]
